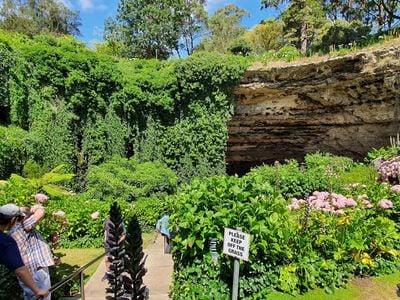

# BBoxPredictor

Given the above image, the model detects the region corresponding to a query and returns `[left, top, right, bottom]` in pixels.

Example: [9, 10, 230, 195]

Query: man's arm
[23, 205, 45, 231]
[14, 266, 49, 298]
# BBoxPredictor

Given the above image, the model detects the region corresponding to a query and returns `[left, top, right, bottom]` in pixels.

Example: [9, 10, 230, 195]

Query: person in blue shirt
[156, 215, 170, 254]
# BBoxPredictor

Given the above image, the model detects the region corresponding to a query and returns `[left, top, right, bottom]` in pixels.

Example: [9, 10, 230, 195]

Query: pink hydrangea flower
[91, 211, 99, 220]
[391, 185, 400, 193]
[362, 200, 373, 208]
[378, 199, 393, 209]
[53, 210, 65, 217]
[35, 193, 49, 203]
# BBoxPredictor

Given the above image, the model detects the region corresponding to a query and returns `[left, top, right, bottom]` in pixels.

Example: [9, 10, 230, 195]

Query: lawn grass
[266, 270, 400, 300]
[55, 232, 156, 283]
[54, 248, 104, 283]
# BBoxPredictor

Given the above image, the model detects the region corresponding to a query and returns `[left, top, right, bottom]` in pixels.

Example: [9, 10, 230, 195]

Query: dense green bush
[0, 125, 29, 179]
[0, 31, 249, 184]
[131, 197, 165, 231]
[85, 156, 177, 201]
[315, 20, 371, 52]
[170, 157, 400, 298]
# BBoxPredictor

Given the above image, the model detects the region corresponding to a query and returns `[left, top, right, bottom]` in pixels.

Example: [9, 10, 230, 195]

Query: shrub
[170, 165, 400, 298]
[0, 125, 29, 179]
[365, 146, 399, 163]
[131, 197, 165, 231]
[85, 156, 177, 201]
[315, 20, 370, 53]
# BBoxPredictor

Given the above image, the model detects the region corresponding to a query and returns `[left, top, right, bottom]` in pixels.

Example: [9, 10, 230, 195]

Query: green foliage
[28, 101, 75, 172]
[170, 155, 400, 298]
[304, 152, 353, 174]
[197, 4, 249, 54]
[228, 38, 253, 56]
[0, 31, 249, 185]
[0, 265, 22, 299]
[337, 164, 377, 185]
[314, 20, 371, 52]
[0, 0, 80, 36]
[47, 196, 112, 248]
[261, 45, 302, 63]
[365, 146, 399, 163]
[131, 197, 165, 231]
[0, 125, 29, 179]
[172, 259, 230, 299]
[0, 164, 74, 203]
[281, 0, 327, 53]
[85, 156, 177, 201]
[109, 0, 186, 59]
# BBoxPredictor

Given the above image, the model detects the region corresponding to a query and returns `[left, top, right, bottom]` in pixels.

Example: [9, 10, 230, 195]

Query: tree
[0, 0, 81, 36]
[244, 18, 284, 54]
[282, 0, 326, 52]
[179, 0, 208, 56]
[262, 0, 326, 53]
[198, 4, 249, 54]
[108, 0, 186, 59]
[322, 0, 400, 31]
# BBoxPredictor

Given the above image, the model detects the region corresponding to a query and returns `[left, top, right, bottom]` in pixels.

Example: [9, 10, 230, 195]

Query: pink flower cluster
[357, 194, 373, 208]
[378, 157, 400, 183]
[391, 185, 400, 193]
[35, 193, 49, 203]
[289, 191, 357, 214]
[378, 199, 393, 209]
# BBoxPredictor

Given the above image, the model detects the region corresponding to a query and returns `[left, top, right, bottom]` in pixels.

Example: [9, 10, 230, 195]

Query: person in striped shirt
[0, 204, 49, 299]
[9, 204, 54, 300]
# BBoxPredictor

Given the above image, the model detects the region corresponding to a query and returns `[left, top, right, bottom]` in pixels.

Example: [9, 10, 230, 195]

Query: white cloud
[79, 0, 94, 10]
[77, 0, 107, 11]
[58, 0, 73, 9]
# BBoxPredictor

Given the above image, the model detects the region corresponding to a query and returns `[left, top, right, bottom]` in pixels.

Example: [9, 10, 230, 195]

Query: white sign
[223, 228, 250, 261]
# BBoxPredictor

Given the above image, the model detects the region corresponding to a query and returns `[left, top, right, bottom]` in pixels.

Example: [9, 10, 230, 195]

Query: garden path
[83, 235, 173, 300]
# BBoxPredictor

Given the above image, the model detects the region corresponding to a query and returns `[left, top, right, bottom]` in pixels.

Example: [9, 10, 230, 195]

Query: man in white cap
[0, 203, 49, 299]
[10, 204, 54, 300]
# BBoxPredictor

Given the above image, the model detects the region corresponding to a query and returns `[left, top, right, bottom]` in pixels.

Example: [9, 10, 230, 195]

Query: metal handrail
[34, 250, 109, 300]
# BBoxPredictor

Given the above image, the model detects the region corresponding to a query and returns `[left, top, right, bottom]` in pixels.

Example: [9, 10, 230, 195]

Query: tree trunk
[299, 0, 307, 54]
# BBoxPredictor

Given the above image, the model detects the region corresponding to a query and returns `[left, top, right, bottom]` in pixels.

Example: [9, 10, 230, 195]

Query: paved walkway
[83, 235, 173, 299]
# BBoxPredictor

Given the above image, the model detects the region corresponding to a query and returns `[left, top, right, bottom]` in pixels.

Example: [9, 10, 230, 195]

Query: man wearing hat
[10, 204, 54, 300]
[0, 203, 49, 299]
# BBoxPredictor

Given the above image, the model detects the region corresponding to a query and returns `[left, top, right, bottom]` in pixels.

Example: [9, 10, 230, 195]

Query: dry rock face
[227, 46, 400, 175]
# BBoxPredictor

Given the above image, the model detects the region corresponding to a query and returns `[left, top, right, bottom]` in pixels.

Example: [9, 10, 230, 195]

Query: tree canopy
[0, 0, 81, 36]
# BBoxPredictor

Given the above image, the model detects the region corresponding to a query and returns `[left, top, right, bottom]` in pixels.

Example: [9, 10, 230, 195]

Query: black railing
[34, 250, 109, 300]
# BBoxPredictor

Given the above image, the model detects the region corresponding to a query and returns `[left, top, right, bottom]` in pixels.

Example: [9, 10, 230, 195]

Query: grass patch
[266, 270, 400, 300]
[55, 232, 156, 283]
[54, 248, 104, 283]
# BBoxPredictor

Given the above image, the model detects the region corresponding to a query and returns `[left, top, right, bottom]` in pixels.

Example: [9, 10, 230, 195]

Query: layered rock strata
[227, 46, 400, 175]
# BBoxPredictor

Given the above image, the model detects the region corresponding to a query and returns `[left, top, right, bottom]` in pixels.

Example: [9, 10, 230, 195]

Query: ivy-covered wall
[0, 30, 249, 185]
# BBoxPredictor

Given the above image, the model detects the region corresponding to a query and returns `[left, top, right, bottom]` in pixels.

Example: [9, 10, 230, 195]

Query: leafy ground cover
[169, 152, 400, 299]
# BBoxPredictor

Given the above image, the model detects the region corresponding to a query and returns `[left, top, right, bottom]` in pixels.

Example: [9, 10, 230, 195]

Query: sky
[60, 0, 277, 46]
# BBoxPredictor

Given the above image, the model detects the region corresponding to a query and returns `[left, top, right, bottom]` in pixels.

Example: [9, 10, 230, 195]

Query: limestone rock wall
[227, 46, 400, 175]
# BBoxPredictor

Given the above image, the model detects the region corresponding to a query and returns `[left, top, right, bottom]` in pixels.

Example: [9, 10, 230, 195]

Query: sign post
[223, 228, 251, 300]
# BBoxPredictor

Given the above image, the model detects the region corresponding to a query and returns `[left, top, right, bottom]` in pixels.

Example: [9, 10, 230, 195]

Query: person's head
[0, 204, 25, 230]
